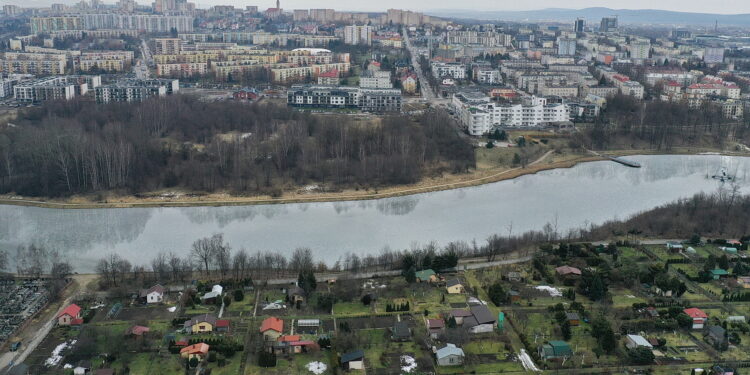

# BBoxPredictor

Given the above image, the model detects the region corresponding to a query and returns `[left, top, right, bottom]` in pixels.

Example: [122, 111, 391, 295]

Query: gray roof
[341, 350, 365, 363]
[392, 321, 411, 338]
[450, 309, 472, 318]
[707, 325, 726, 338]
[566, 312, 580, 320]
[470, 305, 495, 325]
[436, 343, 465, 359]
[184, 313, 217, 328]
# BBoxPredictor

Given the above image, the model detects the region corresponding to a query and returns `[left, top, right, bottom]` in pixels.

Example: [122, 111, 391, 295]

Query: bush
[208, 351, 217, 362]
[223, 295, 232, 307]
[233, 289, 244, 302]
[258, 351, 276, 367]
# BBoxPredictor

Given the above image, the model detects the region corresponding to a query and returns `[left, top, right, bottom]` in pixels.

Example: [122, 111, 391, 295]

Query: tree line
[0, 96, 475, 197]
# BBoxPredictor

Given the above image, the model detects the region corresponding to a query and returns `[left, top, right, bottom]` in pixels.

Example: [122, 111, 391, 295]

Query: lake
[1, 154, 748, 272]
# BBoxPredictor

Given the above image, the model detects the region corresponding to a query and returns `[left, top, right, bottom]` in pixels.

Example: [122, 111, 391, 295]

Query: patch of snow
[518, 349, 541, 372]
[534, 285, 562, 297]
[306, 361, 327, 374]
[167, 306, 177, 312]
[63, 364, 73, 369]
[45, 340, 76, 367]
[401, 355, 417, 373]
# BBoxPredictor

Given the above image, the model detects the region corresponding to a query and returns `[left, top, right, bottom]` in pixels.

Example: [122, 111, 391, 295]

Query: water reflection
[0, 155, 747, 272]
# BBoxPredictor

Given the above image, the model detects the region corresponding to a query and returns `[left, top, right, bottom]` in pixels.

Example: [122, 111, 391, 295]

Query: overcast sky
[222, 0, 749, 14]
[12, 0, 750, 14]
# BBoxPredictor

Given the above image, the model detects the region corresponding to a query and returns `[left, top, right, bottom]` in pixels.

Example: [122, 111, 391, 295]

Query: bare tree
[232, 248, 249, 280]
[0, 248, 7, 274]
[151, 252, 169, 282]
[215, 245, 232, 279]
[290, 247, 314, 271]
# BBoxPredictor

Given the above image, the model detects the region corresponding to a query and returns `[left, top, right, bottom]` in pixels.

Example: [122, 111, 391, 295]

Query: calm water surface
[1, 154, 748, 272]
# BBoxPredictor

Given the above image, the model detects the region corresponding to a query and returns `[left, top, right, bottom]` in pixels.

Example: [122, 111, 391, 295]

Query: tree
[561, 320, 572, 340]
[0, 248, 7, 273]
[512, 153, 521, 166]
[233, 289, 244, 302]
[297, 269, 317, 295]
[628, 347, 655, 365]
[485, 141, 494, 149]
[591, 317, 616, 353]
[403, 267, 416, 283]
[191, 233, 228, 275]
[487, 281, 507, 306]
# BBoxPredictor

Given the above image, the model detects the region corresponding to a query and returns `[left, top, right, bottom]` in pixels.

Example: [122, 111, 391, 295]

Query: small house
[684, 308, 708, 329]
[705, 325, 727, 347]
[201, 285, 224, 303]
[57, 304, 82, 326]
[449, 309, 472, 325]
[139, 284, 165, 304]
[625, 334, 653, 349]
[427, 318, 445, 338]
[666, 242, 684, 252]
[466, 305, 496, 334]
[644, 306, 660, 318]
[539, 340, 573, 360]
[415, 269, 437, 283]
[555, 266, 581, 279]
[711, 269, 730, 280]
[566, 312, 580, 326]
[215, 319, 230, 333]
[184, 314, 217, 334]
[712, 365, 735, 375]
[260, 317, 284, 341]
[287, 286, 306, 305]
[341, 350, 365, 370]
[445, 279, 465, 294]
[73, 361, 91, 375]
[391, 321, 411, 341]
[436, 343, 465, 366]
[509, 290, 521, 303]
[180, 343, 209, 360]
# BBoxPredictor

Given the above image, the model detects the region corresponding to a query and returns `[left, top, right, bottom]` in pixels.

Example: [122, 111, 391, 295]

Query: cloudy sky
[12, 0, 750, 14]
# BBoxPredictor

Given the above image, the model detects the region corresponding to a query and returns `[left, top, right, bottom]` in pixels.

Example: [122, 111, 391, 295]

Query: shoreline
[0, 149, 742, 209]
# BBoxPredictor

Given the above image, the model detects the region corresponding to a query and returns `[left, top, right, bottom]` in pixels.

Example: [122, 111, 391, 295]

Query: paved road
[402, 26, 435, 101]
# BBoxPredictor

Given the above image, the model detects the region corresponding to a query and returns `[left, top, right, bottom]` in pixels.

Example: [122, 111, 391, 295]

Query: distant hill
[426, 7, 750, 27]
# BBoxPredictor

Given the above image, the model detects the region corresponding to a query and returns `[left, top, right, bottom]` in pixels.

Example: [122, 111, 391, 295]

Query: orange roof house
[180, 343, 210, 359]
[260, 317, 284, 341]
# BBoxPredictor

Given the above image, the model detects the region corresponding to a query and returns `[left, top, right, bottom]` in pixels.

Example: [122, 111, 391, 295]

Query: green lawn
[333, 301, 370, 316]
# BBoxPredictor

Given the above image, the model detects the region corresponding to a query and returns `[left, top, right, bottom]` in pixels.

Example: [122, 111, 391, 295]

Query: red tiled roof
[71, 318, 84, 325]
[278, 335, 301, 342]
[318, 68, 339, 78]
[216, 319, 230, 328]
[127, 325, 150, 336]
[555, 266, 582, 275]
[58, 304, 81, 318]
[180, 343, 209, 355]
[427, 319, 445, 329]
[289, 340, 316, 346]
[684, 308, 707, 318]
[260, 317, 283, 333]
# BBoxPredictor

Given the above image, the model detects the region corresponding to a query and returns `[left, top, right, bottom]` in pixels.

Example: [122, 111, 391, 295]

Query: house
[712, 365, 735, 375]
[287, 286, 306, 305]
[466, 305, 496, 334]
[566, 312, 580, 326]
[644, 306, 660, 318]
[215, 319, 230, 333]
[449, 309, 472, 325]
[73, 361, 91, 375]
[317, 69, 340, 85]
[415, 269, 437, 283]
[184, 314, 217, 334]
[57, 304, 82, 326]
[427, 318, 445, 338]
[201, 285, 223, 303]
[507, 272, 522, 282]
[233, 87, 260, 101]
[625, 334, 653, 349]
[684, 308, 708, 329]
[174, 337, 189, 347]
[436, 343, 465, 366]
[139, 284, 165, 304]
[341, 350, 365, 370]
[705, 325, 727, 347]
[124, 325, 150, 337]
[391, 321, 411, 341]
[538, 340, 573, 360]
[509, 290, 521, 303]
[93, 370, 115, 375]
[260, 317, 284, 341]
[555, 266, 582, 278]
[180, 343, 210, 360]
[711, 269, 730, 280]
[445, 279, 465, 294]
[666, 242, 684, 252]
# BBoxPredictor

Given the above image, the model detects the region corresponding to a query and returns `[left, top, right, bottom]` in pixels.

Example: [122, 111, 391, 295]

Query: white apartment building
[452, 92, 569, 135]
[343, 25, 373, 46]
[431, 62, 466, 80]
[360, 70, 392, 89]
[629, 41, 651, 59]
[476, 69, 501, 84]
